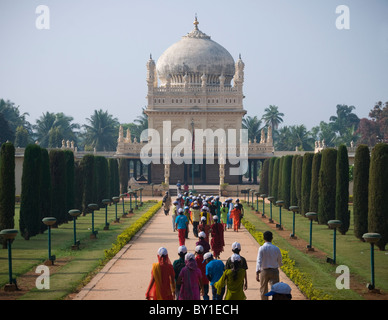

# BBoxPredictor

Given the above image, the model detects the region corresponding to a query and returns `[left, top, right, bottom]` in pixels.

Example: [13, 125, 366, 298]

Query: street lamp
[68, 209, 81, 250]
[289, 206, 299, 239]
[327, 220, 342, 264]
[267, 196, 274, 223]
[0, 229, 18, 291]
[362, 233, 381, 292]
[275, 200, 284, 230]
[305, 212, 317, 251]
[138, 187, 144, 206]
[254, 192, 260, 213]
[87, 203, 99, 239]
[42, 217, 57, 265]
[102, 199, 111, 230]
[112, 196, 120, 223]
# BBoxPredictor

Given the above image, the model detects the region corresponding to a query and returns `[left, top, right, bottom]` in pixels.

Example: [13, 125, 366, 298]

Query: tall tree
[368, 143, 388, 250]
[329, 104, 360, 137]
[82, 109, 119, 151]
[318, 148, 337, 224]
[353, 145, 370, 241]
[80, 154, 95, 214]
[271, 157, 280, 202]
[262, 105, 284, 130]
[242, 115, 262, 142]
[259, 159, 269, 195]
[20, 144, 42, 239]
[0, 142, 15, 247]
[301, 153, 314, 215]
[39, 148, 51, 233]
[335, 145, 350, 234]
[49, 150, 67, 225]
[281, 155, 293, 209]
[309, 152, 322, 213]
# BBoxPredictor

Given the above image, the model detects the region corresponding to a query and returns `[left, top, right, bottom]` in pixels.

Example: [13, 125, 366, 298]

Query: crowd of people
[144, 191, 292, 301]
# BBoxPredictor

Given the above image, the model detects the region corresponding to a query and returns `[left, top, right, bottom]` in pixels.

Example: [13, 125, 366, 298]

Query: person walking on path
[145, 247, 175, 300]
[195, 245, 209, 300]
[196, 231, 210, 254]
[235, 199, 244, 228]
[220, 202, 228, 231]
[215, 253, 247, 300]
[256, 231, 283, 300]
[183, 206, 192, 239]
[171, 200, 179, 232]
[175, 208, 188, 246]
[191, 202, 201, 237]
[162, 191, 171, 216]
[226, 198, 234, 229]
[177, 253, 204, 300]
[230, 204, 242, 232]
[210, 215, 225, 259]
[204, 252, 225, 300]
[198, 216, 210, 243]
[172, 245, 187, 300]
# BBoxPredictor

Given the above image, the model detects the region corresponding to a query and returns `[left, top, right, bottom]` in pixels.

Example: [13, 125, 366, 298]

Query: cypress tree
[295, 155, 303, 209]
[20, 144, 42, 239]
[277, 156, 284, 200]
[336, 145, 350, 234]
[271, 157, 280, 202]
[49, 149, 67, 225]
[268, 157, 276, 196]
[301, 153, 314, 215]
[74, 160, 84, 211]
[309, 152, 321, 213]
[0, 142, 15, 247]
[95, 156, 109, 207]
[81, 154, 95, 214]
[281, 155, 293, 209]
[318, 148, 337, 224]
[64, 150, 75, 214]
[259, 159, 269, 195]
[39, 148, 51, 233]
[290, 156, 298, 206]
[119, 158, 128, 194]
[108, 158, 120, 198]
[353, 145, 370, 240]
[368, 143, 388, 250]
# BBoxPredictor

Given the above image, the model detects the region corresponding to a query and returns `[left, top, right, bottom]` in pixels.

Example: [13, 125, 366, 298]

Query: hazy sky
[1, 0, 387, 130]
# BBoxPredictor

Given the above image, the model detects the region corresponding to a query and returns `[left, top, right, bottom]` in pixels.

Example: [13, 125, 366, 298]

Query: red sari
[210, 222, 225, 258]
[146, 255, 175, 300]
[230, 208, 241, 231]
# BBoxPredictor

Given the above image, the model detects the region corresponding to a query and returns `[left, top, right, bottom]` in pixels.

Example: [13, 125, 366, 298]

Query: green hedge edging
[242, 219, 332, 300]
[103, 201, 162, 262]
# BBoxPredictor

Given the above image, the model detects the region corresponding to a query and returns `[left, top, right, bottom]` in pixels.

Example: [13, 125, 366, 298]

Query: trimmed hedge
[335, 145, 349, 234]
[353, 145, 369, 240]
[103, 201, 162, 261]
[368, 143, 388, 250]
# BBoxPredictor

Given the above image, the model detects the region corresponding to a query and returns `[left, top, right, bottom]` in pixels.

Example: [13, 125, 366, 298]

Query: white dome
[156, 20, 235, 87]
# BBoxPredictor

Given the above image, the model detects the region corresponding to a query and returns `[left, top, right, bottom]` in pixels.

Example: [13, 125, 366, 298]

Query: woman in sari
[177, 253, 204, 300]
[220, 202, 228, 231]
[210, 215, 225, 259]
[146, 247, 175, 300]
[215, 253, 247, 300]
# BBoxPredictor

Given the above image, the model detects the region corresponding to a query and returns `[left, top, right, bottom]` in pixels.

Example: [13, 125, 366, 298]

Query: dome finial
[194, 13, 199, 30]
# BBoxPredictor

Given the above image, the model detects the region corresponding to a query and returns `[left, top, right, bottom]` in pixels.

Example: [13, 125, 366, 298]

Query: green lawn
[0, 200, 161, 300]
[243, 200, 388, 300]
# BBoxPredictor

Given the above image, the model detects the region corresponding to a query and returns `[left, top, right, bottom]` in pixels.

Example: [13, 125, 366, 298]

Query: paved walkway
[74, 203, 306, 300]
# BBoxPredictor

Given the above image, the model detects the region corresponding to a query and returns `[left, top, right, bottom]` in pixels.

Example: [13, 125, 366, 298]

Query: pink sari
[178, 259, 202, 300]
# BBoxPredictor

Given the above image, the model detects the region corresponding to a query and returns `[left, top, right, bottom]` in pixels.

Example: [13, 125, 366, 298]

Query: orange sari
[146, 255, 175, 300]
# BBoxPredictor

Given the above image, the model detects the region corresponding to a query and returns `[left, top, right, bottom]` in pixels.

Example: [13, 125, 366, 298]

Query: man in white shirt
[256, 231, 283, 300]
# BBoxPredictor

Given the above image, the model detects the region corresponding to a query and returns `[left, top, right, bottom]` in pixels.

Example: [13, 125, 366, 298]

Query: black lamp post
[289, 206, 299, 239]
[0, 229, 18, 291]
[88, 203, 99, 239]
[42, 217, 57, 264]
[102, 199, 111, 230]
[69, 209, 81, 249]
[305, 212, 317, 251]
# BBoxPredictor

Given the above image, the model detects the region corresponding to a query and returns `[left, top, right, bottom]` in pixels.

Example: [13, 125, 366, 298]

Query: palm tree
[82, 109, 119, 151]
[33, 112, 80, 147]
[288, 125, 314, 151]
[329, 104, 360, 137]
[262, 105, 284, 130]
[310, 121, 337, 147]
[242, 115, 262, 142]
